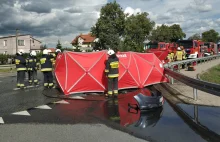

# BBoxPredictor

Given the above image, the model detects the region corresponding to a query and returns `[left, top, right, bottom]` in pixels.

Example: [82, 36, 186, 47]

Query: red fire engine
[145, 42, 177, 63]
[177, 40, 205, 59]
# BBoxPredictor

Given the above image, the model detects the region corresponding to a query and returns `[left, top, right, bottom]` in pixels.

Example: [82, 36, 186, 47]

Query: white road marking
[54, 100, 70, 104]
[12, 110, 31, 116]
[27, 86, 34, 88]
[13, 88, 20, 91]
[70, 96, 85, 99]
[35, 105, 52, 109]
[0, 117, 4, 124]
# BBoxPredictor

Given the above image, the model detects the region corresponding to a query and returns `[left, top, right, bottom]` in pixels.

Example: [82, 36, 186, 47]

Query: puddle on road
[100, 88, 220, 142]
[3, 87, 220, 142]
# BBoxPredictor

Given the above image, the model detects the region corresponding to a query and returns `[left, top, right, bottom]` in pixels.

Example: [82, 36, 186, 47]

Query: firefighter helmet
[47, 49, 52, 53]
[177, 47, 181, 50]
[107, 49, 115, 55]
[30, 51, 37, 56]
[56, 49, 61, 53]
[43, 49, 49, 55]
[17, 49, 25, 55]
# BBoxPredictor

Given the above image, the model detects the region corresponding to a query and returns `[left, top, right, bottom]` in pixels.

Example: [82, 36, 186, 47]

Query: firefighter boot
[29, 80, 33, 85]
[113, 90, 118, 98]
[44, 83, 49, 89]
[34, 80, 39, 86]
[20, 84, 26, 89]
[49, 83, 55, 89]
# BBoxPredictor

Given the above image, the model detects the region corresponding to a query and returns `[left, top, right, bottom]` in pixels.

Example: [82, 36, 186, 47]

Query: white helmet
[107, 49, 115, 55]
[96, 50, 99, 52]
[56, 49, 61, 53]
[177, 47, 181, 50]
[18, 49, 24, 55]
[30, 51, 36, 56]
[43, 49, 49, 55]
[47, 49, 52, 53]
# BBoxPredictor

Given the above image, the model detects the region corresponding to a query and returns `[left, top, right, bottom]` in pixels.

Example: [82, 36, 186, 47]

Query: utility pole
[16, 29, 19, 54]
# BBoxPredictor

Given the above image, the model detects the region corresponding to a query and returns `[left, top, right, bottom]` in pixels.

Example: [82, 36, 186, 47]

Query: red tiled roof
[47, 48, 56, 52]
[71, 33, 96, 44]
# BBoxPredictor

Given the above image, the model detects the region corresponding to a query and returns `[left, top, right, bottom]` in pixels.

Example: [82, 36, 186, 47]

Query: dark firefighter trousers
[43, 71, 54, 88]
[108, 77, 118, 96]
[28, 70, 38, 84]
[17, 71, 25, 87]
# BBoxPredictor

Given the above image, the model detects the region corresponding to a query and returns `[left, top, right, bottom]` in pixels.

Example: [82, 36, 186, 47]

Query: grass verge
[200, 65, 220, 84]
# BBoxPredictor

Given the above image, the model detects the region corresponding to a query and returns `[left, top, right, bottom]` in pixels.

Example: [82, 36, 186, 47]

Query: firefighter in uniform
[40, 49, 55, 89]
[55, 49, 61, 57]
[26, 51, 39, 85]
[175, 47, 183, 61]
[15, 49, 26, 89]
[55, 49, 62, 63]
[166, 51, 172, 63]
[181, 46, 186, 60]
[105, 49, 119, 98]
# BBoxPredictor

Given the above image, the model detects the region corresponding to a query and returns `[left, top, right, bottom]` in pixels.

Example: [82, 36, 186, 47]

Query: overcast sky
[0, 0, 219, 48]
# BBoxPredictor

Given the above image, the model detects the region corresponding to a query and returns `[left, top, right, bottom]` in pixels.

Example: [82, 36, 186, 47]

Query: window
[160, 44, 165, 48]
[3, 40, 7, 46]
[18, 40, 25, 46]
[32, 39, 34, 43]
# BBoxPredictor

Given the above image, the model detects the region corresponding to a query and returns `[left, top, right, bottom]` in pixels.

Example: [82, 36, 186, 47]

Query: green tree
[40, 44, 47, 50]
[56, 40, 62, 49]
[149, 24, 185, 42]
[91, 1, 125, 50]
[123, 12, 155, 52]
[149, 24, 171, 42]
[169, 24, 186, 42]
[202, 29, 219, 42]
[188, 33, 201, 40]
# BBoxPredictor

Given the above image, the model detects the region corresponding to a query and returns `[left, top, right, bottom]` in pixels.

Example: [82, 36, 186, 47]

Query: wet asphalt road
[0, 74, 220, 142]
[0, 72, 59, 116]
[1, 94, 220, 142]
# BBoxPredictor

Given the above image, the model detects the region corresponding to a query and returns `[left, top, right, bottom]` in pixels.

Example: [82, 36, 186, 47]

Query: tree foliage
[123, 12, 155, 52]
[91, 1, 125, 50]
[56, 40, 62, 49]
[149, 24, 171, 42]
[169, 24, 186, 42]
[188, 33, 201, 40]
[202, 29, 219, 43]
[149, 24, 185, 42]
[90, 1, 190, 52]
[40, 44, 47, 50]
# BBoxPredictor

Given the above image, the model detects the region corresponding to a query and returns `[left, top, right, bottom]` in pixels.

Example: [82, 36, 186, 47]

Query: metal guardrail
[164, 54, 220, 68]
[164, 68, 220, 97]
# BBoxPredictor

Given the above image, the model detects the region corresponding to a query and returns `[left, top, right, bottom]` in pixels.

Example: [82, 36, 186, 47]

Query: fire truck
[177, 40, 205, 59]
[218, 43, 220, 53]
[145, 41, 177, 63]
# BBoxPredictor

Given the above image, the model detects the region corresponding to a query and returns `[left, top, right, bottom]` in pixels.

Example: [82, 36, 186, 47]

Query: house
[0, 34, 41, 55]
[71, 33, 98, 51]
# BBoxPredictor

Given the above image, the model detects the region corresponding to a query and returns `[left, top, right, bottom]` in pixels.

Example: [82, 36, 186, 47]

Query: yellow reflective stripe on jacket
[176, 51, 183, 61]
[40, 58, 46, 64]
[110, 61, 119, 68]
[15, 59, 20, 65]
[105, 69, 109, 72]
[41, 68, 52, 71]
[17, 68, 26, 71]
[108, 74, 119, 78]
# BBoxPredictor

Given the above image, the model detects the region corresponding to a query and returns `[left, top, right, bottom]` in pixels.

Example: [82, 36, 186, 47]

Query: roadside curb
[153, 83, 219, 107]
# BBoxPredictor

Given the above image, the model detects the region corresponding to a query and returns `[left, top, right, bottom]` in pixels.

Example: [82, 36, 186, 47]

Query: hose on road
[42, 88, 108, 102]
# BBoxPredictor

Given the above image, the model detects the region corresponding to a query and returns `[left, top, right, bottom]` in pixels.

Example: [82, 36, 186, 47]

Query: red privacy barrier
[55, 51, 168, 95]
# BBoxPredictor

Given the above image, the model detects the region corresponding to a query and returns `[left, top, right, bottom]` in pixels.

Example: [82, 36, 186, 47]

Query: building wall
[0, 35, 41, 55]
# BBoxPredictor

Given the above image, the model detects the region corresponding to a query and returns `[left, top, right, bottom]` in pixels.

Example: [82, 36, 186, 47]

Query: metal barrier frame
[163, 55, 220, 99]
